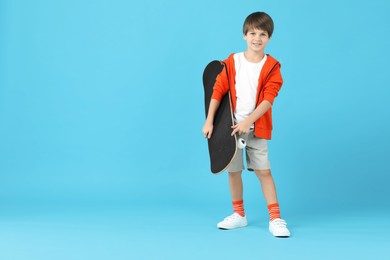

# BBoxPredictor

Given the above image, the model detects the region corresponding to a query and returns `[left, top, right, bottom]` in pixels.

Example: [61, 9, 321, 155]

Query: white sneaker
[217, 213, 248, 230]
[269, 218, 291, 237]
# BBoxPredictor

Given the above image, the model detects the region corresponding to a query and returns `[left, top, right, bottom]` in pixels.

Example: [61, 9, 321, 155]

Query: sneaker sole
[217, 223, 248, 230]
[269, 229, 291, 237]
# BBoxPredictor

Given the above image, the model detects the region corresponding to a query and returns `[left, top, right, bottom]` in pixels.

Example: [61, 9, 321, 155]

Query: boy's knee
[255, 169, 271, 178]
[229, 171, 242, 176]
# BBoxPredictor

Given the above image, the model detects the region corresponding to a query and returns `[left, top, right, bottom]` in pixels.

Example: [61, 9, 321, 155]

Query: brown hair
[243, 12, 274, 38]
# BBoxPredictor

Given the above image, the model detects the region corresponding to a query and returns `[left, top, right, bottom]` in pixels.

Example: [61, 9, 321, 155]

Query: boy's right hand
[202, 122, 213, 139]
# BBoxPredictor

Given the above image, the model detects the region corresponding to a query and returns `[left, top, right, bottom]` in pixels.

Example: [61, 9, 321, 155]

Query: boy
[202, 12, 290, 237]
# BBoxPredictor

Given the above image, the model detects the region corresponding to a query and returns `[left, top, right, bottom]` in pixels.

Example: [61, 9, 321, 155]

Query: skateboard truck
[237, 138, 246, 149]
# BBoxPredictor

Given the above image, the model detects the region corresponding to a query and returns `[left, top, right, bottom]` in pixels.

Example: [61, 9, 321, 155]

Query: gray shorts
[226, 130, 271, 172]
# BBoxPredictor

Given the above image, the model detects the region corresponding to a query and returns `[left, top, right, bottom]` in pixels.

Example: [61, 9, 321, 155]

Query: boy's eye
[249, 32, 267, 37]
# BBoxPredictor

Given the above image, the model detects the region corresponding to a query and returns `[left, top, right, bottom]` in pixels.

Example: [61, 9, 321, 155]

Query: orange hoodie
[211, 53, 283, 140]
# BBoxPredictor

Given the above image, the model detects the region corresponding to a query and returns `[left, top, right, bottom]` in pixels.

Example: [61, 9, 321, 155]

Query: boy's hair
[243, 12, 274, 38]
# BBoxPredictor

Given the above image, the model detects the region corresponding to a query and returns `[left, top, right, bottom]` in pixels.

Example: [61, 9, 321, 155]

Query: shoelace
[224, 214, 240, 221]
[272, 219, 287, 228]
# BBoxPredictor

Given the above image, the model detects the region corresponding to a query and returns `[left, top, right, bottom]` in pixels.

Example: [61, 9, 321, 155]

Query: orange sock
[233, 200, 245, 217]
[268, 203, 281, 221]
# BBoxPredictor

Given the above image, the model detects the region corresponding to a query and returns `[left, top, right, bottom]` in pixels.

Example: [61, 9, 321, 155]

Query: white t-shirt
[234, 52, 267, 126]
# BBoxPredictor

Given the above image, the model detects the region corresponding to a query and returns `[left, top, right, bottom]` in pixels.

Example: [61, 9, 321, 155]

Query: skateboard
[203, 60, 237, 174]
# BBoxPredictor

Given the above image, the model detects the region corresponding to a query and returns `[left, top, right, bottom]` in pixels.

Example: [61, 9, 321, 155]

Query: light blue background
[1, 0, 390, 259]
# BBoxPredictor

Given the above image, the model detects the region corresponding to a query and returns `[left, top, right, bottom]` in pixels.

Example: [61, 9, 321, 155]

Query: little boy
[202, 12, 290, 237]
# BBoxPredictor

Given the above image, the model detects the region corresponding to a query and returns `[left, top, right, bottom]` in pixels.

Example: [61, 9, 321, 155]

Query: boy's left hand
[231, 120, 251, 136]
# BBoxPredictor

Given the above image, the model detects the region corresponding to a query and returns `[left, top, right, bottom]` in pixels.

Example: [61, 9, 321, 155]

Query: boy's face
[244, 28, 270, 54]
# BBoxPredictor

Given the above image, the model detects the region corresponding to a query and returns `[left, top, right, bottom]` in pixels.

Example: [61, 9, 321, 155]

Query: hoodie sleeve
[263, 63, 283, 105]
[211, 63, 229, 102]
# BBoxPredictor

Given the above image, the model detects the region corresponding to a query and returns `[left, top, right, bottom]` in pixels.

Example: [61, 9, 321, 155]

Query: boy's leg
[245, 134, 278, 206]
[245, 133, 290, 237]
[255, 169, 281, 220]
[255, 169, 290, 237]
[216, 148, 247, 230]
[228, 171, 243, 201]
[229, 171, 245, 217]
[254, 169, 278, 205]
[217, 170, 247, 229]
[226, 144, 246, 216]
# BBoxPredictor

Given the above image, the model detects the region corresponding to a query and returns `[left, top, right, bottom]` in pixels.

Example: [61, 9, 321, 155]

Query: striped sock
[268, 203, 281, 221]
[233, 200, 245, 217]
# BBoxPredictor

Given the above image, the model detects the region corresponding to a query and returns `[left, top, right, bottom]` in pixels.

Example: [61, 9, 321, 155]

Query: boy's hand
[231, 120, 251, 136]
[202, 122, 214, 139]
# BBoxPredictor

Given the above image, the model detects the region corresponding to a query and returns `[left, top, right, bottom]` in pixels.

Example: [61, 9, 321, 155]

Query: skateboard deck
[203, 60, 237, 174]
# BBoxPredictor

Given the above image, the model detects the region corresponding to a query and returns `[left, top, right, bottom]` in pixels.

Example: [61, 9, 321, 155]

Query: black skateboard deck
[203, 60, 237, 174]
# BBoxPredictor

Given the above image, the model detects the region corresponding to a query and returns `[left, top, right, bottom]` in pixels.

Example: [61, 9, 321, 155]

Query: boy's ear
[243, 34, 247, 40]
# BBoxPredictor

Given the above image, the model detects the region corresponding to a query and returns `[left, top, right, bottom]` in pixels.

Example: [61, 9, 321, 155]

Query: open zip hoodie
[211, 53, 283, 140]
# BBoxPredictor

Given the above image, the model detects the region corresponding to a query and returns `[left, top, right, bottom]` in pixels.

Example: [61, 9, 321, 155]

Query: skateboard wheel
[237, 138, 246, 149]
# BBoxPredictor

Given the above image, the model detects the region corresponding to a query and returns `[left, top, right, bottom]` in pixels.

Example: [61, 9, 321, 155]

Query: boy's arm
[203, 99, 220, 139]
[262, 63, 283, 105]
[211, 65, 229, 102]
[231, 100, 272, 135]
